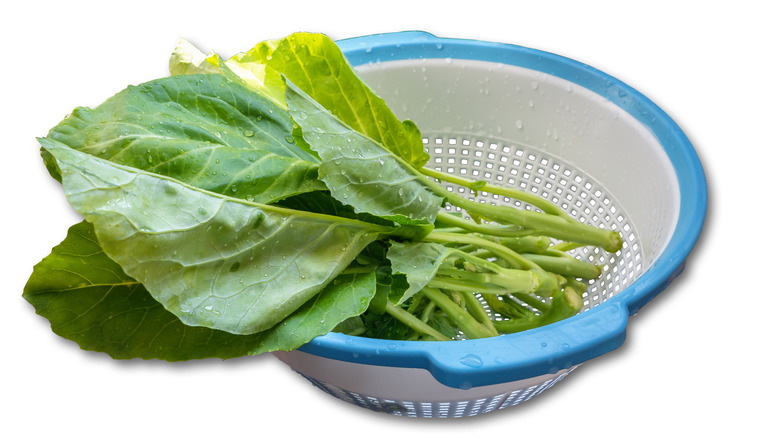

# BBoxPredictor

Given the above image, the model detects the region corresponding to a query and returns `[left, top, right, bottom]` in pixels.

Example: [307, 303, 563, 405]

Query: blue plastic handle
[295, 32, 707, 389]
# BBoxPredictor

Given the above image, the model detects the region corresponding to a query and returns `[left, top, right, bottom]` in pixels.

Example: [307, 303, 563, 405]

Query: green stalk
[511, 292, 552, 313]
[434, 268, 541, 294]
[484, 205, 622, 253]
[421, 287, 497, 339]
[492, 235, 552, 254]
[420, 167, 572, 219]
[415, 169, 622, 252]
[521, 251, 603, 280]
[494, 287, 584, 333]
[435, 211, 532, 238]
[427, 277, 505, 294]
[551, 241, 584, 252]
[482, 293, 532, 319]
[383, 301, 451, 341]
[458, 291, 499, 336]
[424, 230, 534, 270]
[425, 231, 565, 296]
[563, 277, 588, 294]
[420, 300, 437, 323]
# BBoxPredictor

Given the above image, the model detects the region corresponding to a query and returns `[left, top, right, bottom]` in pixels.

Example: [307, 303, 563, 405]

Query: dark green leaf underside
[23, 221, 376, 360]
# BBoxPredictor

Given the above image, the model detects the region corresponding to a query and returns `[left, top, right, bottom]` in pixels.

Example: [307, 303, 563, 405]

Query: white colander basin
[273, 31, 707, 417]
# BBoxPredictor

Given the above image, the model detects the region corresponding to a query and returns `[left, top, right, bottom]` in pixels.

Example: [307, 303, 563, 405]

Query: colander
[272, 31, 707, 418]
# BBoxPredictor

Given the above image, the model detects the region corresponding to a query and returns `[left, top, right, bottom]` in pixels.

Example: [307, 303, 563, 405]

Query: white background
[3, 1, 776, 436]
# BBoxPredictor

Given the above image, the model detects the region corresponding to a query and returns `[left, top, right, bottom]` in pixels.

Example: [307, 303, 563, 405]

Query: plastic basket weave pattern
[273, 31, 707, 418]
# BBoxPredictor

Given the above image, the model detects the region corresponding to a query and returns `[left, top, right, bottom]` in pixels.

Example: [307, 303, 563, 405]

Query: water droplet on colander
[459, 354, 483, 368]
[459, 381, 474, 390]
[515, 119, 524, 130]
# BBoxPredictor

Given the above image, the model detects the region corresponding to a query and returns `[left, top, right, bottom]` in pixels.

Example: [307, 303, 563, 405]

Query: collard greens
[25, 32, 622, 360]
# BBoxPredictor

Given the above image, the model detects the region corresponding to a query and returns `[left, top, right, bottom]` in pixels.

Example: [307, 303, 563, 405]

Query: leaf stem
[383, 301, 451, 341]
[521, 252, 603, 280]
[457, 291, 499, 336]
[421, 287, 497, 339]
[424, 230, 536, 270]
[420, 166, 573, 219]
[414, 167, 622, 252]
[434, 268, 541, 294]
[435, 211, 531, 237]
[482, 294, 533, 319]
[493, 287, 584, 333]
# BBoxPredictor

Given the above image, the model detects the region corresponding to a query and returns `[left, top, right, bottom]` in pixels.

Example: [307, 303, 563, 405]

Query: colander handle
[418, 302, 630, 388]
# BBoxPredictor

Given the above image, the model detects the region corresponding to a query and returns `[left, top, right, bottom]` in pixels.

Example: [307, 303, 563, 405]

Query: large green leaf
[23, 221, 376, 360]
[171, 33, 430, 169]
[40, 138, 388, 335]
[285, 80, 443, 225]
[43, 73, 323, 205]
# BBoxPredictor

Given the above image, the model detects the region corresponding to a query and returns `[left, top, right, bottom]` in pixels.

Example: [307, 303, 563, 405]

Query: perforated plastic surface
[424, 134, 640, 312]
[297, 363, 576, 417]
[275, 349, 577, 418]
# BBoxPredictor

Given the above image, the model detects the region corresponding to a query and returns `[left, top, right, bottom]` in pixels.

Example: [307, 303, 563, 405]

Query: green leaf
[175, 33, 430, 169]
[254, 271, 376, 352]
[43, 73, 323, 205]
[255, 33, 430, 168]
[386, 241, 458, 304]
[40, 138, 387, 335]
[285, 80, 443, 225]
[170, 38, 291, 112]
[23, 221, 376, 359]
[168, 38, 222, 76]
